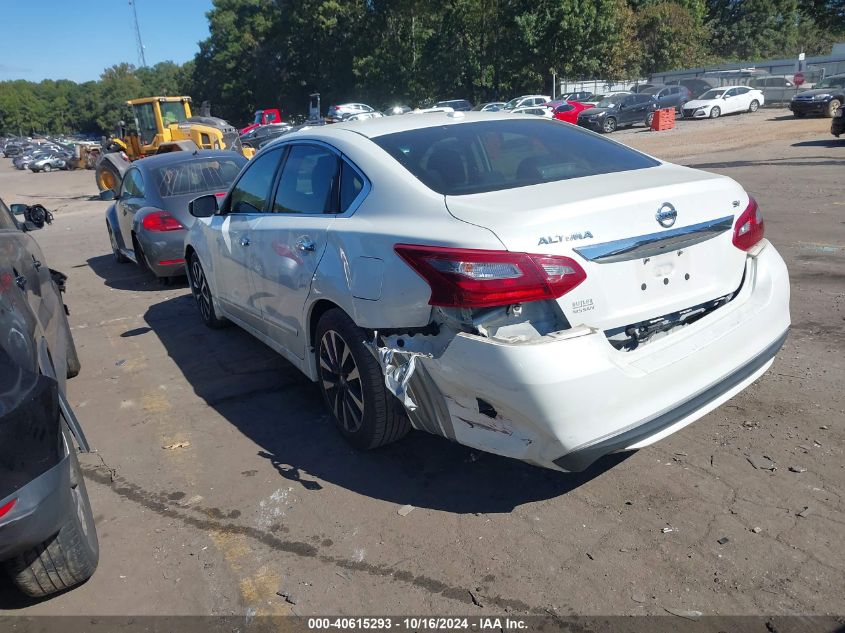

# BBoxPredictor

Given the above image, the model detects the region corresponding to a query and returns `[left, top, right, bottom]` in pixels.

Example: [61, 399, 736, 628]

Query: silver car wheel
[319, 329, 365, 433]
[190, 258, 213, 322]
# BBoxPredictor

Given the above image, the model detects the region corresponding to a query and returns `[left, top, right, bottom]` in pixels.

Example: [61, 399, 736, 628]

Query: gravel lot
[1, 109, 843, 617]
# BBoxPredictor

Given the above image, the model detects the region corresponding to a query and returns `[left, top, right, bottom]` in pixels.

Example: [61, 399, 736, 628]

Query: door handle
[240, 236, 251, 247]
[14, 275, 26, 290]
[296, 238, 316, 252]
[31, 256, 42, 270]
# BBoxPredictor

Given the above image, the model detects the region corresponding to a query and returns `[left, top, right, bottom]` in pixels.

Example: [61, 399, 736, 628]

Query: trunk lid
[445, 163, 748, 331]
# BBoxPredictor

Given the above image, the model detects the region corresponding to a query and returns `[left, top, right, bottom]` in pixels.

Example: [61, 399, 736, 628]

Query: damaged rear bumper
[378, 241, 790, 472]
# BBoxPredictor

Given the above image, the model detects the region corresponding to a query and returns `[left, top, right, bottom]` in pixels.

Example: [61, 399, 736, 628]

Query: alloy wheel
[190, 258, 213, 323]
[319, 329, 365, 433]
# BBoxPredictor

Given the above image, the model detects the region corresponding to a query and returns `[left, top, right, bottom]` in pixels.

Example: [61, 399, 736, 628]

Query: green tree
[636, 1, 710, 75]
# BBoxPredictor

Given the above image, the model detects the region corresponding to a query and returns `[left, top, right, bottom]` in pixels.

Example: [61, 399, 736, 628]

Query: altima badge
[537, 231, 593, 246]
[656, 202, 677, 228]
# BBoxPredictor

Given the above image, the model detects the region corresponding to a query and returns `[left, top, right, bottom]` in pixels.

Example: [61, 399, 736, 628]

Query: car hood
[794, 88, 837, 98]
[577, 107, 614, 117]
[684, 98, 720, 109]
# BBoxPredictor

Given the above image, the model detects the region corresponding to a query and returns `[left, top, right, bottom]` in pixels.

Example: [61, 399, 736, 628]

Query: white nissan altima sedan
[184, 111, 790, 472]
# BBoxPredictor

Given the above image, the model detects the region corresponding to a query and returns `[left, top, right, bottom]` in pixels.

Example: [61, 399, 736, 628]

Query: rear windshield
[372, 119, 659, 195]
[153, 157, 245, 197]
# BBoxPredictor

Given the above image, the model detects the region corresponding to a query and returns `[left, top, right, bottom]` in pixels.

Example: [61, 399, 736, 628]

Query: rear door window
[339, 161, 365, 212]
[272, 145, 340, 214]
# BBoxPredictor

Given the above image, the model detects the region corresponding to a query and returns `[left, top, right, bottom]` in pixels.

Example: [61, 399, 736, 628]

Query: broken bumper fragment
[381, 242, 790, 472]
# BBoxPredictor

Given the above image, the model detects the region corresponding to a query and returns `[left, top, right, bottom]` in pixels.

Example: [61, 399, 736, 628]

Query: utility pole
[129, 0, 147, 68]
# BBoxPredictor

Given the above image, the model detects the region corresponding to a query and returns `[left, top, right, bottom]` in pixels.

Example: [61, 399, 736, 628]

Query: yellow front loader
[95, 96, 253, 193]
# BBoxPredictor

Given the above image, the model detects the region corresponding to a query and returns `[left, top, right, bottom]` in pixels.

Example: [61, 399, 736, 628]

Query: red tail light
[142, 210, 184, 232]
[732, 196, 764, 251]
[214, 192, 227, 197]
[394, 244, 587, 308]
[0, 498, 16, 519]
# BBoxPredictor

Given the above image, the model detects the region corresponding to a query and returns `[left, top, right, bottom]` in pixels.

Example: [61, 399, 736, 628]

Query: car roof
[131, 149, 244, 171]
[277, 111, 553, 142]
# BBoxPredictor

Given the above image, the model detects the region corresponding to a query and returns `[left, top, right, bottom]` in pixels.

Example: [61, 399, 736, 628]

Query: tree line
[1, 0, 842, 135]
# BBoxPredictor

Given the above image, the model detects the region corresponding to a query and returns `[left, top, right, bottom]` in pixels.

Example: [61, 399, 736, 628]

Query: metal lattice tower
[129, 0, 147, 67]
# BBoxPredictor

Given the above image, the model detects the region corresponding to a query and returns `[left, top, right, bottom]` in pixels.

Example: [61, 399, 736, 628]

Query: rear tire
[189, 253, 227, 329]
[749, 99, 760, 113]
[793, 111, 806, 118]
[5, 427, 99, 597]
[710, 106, 721, 119]
[43, 164, 52, 173]
[315, 309, 410, 450]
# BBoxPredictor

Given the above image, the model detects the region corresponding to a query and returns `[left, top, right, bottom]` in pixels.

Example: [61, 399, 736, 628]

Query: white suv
[503, 95, 551, 110]
[184, 112, 790, 472]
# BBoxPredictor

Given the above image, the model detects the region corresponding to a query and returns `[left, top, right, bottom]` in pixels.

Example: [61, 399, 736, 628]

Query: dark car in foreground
[0, 198, 97, 598]
[106, 150, 247, 280]
[577, 93, 658, 133]
[790, 73, 845, 118]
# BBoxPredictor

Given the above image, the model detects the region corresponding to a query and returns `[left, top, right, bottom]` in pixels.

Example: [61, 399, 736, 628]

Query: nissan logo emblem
[656, 203, 677, 228]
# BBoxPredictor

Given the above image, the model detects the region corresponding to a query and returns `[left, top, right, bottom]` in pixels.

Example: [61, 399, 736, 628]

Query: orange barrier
[650, 108, 675, 131]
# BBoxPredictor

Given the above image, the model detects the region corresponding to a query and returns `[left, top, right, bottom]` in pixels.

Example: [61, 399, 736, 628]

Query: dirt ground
[1, 108, 843, 618]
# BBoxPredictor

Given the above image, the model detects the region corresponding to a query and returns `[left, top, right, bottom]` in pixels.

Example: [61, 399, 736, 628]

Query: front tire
[107, 224, 129, 263]
[749, 99, 760, 113]
[189, 253, 227, 329]
[95, 160, 121, 193]
[5, 427, 99, 597]
[793, 111, 806, 118]
[315, 309, 410, 450]
[645, 112, 655, 127]
[710, 106, 721, 119]
[827, 99, 841, 118]
[602, 117, 617, 133]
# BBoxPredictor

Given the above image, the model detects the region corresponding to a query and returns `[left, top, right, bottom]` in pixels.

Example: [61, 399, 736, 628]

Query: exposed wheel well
[308, 299, 342, 353]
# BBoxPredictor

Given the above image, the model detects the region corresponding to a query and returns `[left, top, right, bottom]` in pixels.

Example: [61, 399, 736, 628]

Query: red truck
[239, 108, 282, 135]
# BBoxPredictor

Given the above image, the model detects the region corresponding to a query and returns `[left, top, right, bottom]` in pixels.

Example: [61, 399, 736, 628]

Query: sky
[0, 0, 214, 83]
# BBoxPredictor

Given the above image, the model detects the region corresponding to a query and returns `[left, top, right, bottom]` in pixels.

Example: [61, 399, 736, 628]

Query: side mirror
[190, 194, 219, 218]
[10, 203, 27, 216]
[99, 189, 116, 201]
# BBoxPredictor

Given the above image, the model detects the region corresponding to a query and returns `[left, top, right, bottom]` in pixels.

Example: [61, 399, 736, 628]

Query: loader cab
[128, 97, 192, 149]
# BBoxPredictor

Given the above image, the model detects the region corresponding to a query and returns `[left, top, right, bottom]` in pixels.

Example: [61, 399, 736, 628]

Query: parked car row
[1, 136, 97, 173]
